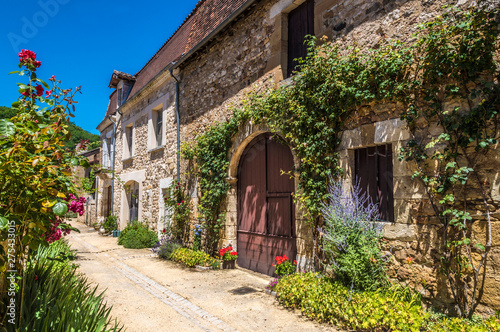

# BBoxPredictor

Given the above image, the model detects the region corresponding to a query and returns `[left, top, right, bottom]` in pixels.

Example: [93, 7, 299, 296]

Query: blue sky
[0, 0, 200, 134]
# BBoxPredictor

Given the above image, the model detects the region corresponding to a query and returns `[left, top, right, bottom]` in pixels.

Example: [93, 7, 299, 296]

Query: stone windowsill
[148, 145, 165, 153]
[122, 156, 135, 163]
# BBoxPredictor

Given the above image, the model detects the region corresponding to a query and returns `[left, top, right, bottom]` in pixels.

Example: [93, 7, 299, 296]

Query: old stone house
[95, 0, 500, 313]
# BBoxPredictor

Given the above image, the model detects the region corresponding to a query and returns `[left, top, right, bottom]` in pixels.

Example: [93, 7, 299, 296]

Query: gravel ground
[67, 222, 342, 332]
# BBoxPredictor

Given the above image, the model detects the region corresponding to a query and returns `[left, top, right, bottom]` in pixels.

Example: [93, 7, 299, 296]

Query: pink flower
[49, 75, 56, 81]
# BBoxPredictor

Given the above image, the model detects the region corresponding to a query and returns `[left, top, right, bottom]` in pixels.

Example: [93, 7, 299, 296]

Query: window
[125, 125, 133, 158]
[287, 0, 314, 78]
[155, 110, 163, 147]
[354, 144, 394, 222]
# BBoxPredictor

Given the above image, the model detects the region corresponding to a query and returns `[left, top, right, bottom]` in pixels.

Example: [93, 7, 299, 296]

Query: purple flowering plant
[319, 177, 389, 291]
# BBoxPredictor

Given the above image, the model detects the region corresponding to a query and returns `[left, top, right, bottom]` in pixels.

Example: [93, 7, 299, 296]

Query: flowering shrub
[0, 50, 87, 276]
[152, 236, 182, 260]
[66, 193, 86, 216]
[163, 181, 191, 242]
[219, 246, 238, 261]
[43, 218, 72, 244]
[320, 178, 388, 290]
[273, 255, 297, 277]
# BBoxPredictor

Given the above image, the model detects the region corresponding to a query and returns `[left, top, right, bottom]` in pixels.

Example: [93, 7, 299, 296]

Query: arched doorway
[237, 133, 296, 276]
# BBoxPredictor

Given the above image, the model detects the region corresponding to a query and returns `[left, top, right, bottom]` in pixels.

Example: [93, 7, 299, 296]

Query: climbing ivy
[397, 7, 500, 318]
[182, 110, 250, 255]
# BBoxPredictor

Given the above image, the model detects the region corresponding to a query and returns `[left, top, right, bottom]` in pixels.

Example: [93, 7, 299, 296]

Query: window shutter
[287, 0, 314, 78]
[354, 144, 394, 222]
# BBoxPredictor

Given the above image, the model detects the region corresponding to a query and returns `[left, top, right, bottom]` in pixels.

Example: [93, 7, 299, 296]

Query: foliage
[320, 179, 388, 290]
[0, 106, 98, 150]
[219, 245, 238, 261]
[182, 110, 250, 255]
[170, 247, 212, 268]
[63, 121, 99, 150]
[117, 221, 158, 249]
[81, 168, 97, 194]
[0, 51, 87, 278]
[163, 181, 191, 242]
[423, 310, 500, 332]
[273, 255, 296, 277]
[275, 272, 427, 331]
[152, 228, 182, 260]
[103, 215, 118, 232]
[193, 224, 202, 250]
[4, 240, 123, 331]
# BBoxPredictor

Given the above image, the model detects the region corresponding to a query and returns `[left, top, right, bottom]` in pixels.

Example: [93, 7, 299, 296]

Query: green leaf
[0, 119, 15, 136]
[0, 217, 9, 232]
[474, 243, 486, 251]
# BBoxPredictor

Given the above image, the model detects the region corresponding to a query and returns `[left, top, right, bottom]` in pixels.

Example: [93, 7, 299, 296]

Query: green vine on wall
[183, 5, 499, 317]
[182, 110, 250, 255]
[398, 7, 500, 317]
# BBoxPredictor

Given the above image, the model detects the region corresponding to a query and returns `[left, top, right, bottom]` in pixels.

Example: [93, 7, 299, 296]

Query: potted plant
[103, 215, 118, 236]
[219, 245, 238, 269]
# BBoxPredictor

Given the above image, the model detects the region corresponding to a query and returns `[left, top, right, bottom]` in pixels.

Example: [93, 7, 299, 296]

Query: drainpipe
[108, 109, 122, 216]
[169, 66, 181, 183]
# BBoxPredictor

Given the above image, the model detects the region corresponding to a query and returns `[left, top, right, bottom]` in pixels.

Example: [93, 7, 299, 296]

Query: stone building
[96, 0, 500, 313]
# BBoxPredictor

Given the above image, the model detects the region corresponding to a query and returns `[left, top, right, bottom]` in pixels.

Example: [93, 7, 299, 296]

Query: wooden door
[237, 134, 296, 276]
[128, 182, 139, 222]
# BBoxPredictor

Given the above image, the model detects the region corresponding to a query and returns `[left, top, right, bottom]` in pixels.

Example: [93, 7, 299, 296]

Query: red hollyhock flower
[18, 49, 36, 62]
[35, 84, 44, 96]
[49, 75, 56, 81]
[45, 90, 52, 97]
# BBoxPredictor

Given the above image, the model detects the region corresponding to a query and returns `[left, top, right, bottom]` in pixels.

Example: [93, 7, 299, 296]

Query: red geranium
[220, 245, 238, 260]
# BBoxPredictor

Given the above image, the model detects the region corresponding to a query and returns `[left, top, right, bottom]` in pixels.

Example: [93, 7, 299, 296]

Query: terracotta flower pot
[222, 260, 236, 269]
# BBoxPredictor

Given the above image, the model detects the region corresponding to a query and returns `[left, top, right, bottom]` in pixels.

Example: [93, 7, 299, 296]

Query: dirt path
[67, 222, 341, 332]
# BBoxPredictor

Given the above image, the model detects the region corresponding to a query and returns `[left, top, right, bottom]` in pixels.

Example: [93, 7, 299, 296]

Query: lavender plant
[320, 178, 388, 291]
[152, 224, 182, 260]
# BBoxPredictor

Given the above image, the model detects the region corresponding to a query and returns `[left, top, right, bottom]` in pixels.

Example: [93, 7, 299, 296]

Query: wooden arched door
[237, 133, 296, 276]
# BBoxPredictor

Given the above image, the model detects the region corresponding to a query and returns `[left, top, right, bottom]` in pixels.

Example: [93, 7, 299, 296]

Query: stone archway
[236, 133, 296, 276]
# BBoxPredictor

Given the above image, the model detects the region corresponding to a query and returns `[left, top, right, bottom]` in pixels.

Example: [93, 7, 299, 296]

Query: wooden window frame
[354, 144, 394, 222]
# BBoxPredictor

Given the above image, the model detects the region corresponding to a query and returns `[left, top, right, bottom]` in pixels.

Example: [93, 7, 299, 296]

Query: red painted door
[237, 134, 296, 276]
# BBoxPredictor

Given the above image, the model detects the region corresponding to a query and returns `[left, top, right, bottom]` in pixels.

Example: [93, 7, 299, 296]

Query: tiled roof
[105, 90, 117, 118]
[127, 0, 250, 100]
[109, 70, 136, 88]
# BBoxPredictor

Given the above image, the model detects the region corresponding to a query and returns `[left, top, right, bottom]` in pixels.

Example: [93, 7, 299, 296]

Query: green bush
[275, 272, 427, 331]
[118, 221, 158, 249]
[170, 248, 212, 267]
[7, 240, 123, 332]
[103, 215, 118, 232]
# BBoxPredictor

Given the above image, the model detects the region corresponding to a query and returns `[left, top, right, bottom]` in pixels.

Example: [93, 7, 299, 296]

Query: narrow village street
[67, 222, 341, 332]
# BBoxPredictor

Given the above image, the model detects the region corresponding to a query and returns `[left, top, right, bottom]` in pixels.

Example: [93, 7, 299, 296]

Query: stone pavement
[67, 222, 340, 332]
